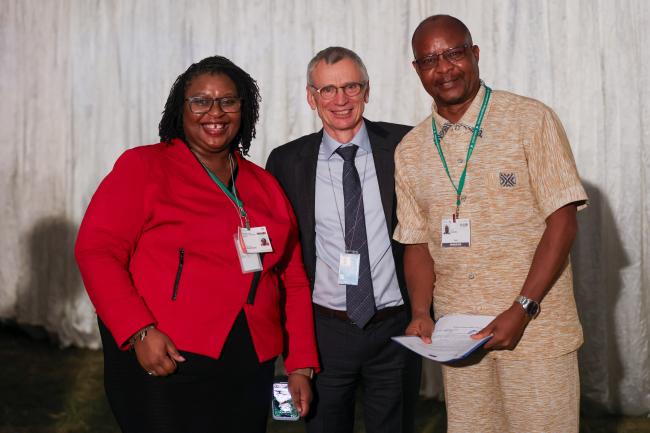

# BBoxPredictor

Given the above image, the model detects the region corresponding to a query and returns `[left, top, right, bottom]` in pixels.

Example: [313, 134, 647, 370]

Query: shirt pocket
[482, 168, 536, 224]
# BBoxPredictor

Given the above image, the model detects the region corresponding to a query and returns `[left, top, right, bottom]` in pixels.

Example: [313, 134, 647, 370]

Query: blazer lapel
[366, 120, 395, 233]
[296, 132, 322, 280]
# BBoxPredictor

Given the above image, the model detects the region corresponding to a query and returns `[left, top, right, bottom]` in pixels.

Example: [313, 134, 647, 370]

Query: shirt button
[457, 158, 464, 165]
[461, 195, 467, 202]
[468, 272, 476, 279]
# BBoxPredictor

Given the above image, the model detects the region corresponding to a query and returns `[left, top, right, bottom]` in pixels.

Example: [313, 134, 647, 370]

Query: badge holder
[238, 226, 273, 254]
[441, 217, 471, 247]
[338, 250, 360, 285]
[234, 234, 263, 273]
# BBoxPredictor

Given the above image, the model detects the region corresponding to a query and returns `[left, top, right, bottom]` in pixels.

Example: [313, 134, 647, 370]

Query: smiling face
[307, 58, 369, 143]
[182, 73, 241, 160]
[412, 20, 481, 111]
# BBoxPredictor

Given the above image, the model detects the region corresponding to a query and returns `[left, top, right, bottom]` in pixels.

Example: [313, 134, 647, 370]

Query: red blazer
[75, 140, 319, 373]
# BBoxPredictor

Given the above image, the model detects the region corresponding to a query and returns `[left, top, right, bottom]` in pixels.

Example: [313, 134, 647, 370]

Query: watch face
[517, 296, 539, 317]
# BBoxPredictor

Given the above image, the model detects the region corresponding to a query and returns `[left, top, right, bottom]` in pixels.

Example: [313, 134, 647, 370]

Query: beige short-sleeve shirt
[394, 85, 588, 359]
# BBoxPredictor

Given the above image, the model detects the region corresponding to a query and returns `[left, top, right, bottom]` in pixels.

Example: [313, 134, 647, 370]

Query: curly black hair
[158, 56, 260, 155]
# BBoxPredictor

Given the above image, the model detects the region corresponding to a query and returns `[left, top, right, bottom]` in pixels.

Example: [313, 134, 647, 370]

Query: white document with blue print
[392, 314, 495, 363]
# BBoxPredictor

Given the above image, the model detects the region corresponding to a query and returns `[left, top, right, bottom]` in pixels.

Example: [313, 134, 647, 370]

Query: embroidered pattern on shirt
[499, 172, 517, 187]
[438, 122, 484, 140]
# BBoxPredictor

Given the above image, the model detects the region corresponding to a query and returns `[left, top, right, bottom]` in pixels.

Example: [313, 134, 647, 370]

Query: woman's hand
[287, 373, 313, 417]
[133, 328, 186, 376]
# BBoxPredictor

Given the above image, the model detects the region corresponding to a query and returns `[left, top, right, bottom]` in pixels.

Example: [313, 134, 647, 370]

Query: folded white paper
[392, 314, 495, 363]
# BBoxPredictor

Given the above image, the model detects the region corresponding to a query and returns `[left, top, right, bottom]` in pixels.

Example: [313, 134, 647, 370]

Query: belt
[314, 303, 406, 326]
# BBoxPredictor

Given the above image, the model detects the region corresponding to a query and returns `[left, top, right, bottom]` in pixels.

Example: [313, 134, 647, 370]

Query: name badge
[234, 234, 263, 273]
[238, 226, 273, 254]
[338, 251, 360, 285]
[441, 218, 471, 247]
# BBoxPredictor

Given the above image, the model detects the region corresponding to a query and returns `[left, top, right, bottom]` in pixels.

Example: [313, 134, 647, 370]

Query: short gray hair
[306, 46, 369, 86]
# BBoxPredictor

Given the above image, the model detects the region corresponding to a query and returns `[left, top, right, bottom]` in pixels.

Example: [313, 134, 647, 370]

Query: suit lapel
[297, 132, 322, 279]
[366, 120, 395, 233]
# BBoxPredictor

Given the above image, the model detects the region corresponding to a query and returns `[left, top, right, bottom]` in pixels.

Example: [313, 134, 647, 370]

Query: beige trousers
[441, 350, 579, 433]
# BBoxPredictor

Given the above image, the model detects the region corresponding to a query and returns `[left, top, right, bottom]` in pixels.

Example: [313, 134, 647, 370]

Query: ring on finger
[147, 371, 155, 376]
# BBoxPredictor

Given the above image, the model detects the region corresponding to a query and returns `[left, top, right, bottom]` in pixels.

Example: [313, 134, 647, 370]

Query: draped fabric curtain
[1, 0, 648, 415]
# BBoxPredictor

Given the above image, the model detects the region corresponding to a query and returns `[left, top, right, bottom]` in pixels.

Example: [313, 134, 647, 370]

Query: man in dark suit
[266, 46, 421, 433]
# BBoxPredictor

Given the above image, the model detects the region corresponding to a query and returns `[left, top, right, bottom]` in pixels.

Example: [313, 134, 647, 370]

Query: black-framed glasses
[185, 96, 243, 114]
[413, 44, 472, 70]
[309, 82, 367, 100]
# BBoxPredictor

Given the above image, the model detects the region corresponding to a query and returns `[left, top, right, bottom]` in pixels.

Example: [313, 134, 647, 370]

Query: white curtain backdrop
[1, 0, 648, 416]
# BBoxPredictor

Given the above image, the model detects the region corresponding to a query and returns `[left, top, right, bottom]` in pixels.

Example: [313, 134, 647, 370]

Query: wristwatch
[515, 295, 540, 318]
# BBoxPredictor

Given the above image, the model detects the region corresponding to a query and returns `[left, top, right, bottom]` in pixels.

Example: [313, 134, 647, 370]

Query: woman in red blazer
[75, 56, 319, 433]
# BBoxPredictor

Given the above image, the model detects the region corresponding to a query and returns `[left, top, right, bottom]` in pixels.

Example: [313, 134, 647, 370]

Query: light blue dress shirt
[313, 122, 403, 311]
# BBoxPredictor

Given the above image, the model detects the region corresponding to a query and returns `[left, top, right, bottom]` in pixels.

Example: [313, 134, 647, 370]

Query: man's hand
[403, 243, 436, 344]
[471, 204, 580, 352]
[471, 304, 529, 350]
[287, 373, 312, 417]
[405, 313, 434, 344]
[133, 328, 186, 376]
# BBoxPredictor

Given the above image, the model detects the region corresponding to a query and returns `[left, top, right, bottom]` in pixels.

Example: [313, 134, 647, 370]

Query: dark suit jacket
[266, 119, 412, 307]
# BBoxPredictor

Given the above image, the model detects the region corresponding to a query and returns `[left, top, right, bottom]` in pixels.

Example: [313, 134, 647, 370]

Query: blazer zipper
[171, 248, 184, 301]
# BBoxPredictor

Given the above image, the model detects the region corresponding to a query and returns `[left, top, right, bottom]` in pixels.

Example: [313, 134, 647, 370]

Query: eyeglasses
[413, 44, 472, 70]
[185, 96, 243, 114]
[309, 82, 367, 100]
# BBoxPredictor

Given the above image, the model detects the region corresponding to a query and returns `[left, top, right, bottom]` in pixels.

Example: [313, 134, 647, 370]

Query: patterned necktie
[335, 145, 376, 328]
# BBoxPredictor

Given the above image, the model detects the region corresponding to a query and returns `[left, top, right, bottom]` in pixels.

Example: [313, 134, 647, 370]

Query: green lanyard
[201, 159, 249, 228]
[431, 85, 491, 219]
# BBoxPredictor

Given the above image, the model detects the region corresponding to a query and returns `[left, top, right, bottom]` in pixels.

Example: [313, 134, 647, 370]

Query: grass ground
[1, 324, 648, 433]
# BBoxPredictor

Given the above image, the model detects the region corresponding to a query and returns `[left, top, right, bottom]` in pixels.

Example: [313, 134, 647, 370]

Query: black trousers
[305, 308, 421, 433]
[99, 311, 275, 433]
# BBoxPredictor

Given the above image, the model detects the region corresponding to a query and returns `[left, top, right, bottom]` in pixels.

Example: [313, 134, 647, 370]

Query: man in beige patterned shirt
[394, 15, 588, 433]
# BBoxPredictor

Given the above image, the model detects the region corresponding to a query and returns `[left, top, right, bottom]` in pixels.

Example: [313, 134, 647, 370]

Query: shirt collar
[321, 121, 371, 159]
[431, 81, 487, 130]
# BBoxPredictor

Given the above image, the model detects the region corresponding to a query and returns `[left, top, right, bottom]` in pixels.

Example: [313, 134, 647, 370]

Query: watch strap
[515, 295, 540, 318]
